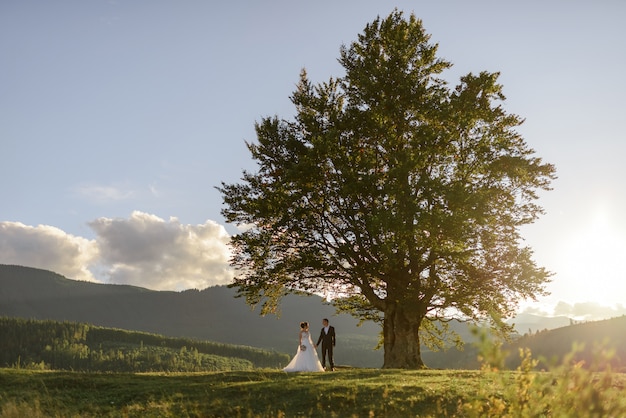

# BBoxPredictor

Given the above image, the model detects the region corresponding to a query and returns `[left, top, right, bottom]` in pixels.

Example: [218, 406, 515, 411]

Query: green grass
[0, 367, 483, 417]
[2, 347, 626, 417]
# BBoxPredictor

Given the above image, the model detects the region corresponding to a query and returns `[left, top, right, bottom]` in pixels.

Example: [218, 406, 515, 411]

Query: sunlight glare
[555, 207, 626, 306]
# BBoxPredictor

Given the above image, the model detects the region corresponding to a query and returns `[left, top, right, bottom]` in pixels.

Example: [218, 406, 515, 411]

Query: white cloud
[88, 211, 234, 290]
[553, 301, 626, 321]
[0, 222, 99, 282]
[149, 183, 160, 197]
[235, 222, 255, 232]
[74, 183, 134, 203]
[0, 212, 235, 291]
[521, 300, 626, 322]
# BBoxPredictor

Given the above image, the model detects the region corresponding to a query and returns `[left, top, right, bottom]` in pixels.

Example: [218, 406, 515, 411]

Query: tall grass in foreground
[1, 336, 625, 417]
[460, 329, 626, 417]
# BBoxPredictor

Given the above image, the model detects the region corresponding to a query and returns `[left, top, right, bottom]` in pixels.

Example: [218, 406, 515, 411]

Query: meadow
[2, 353, 626, 418]
[3, 315, 626, 416]
[0, 367, 468, 417]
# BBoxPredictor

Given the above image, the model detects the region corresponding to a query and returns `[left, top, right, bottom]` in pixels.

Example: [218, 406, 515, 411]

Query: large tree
[219, 11, 556, 369]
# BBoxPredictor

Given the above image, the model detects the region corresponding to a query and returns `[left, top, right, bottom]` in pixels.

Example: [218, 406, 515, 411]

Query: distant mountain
[0, 264, 383, 367]
[3, 264, 622, 370]
[504, 315, 626, 371]
[506, 313, 573, 335]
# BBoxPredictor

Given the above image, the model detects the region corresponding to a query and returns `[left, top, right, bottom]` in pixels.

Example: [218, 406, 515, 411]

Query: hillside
[2, 264, 624, 370]
[0, 316, 288, 371]
[0, 264, 383, 367]
[504, 315, 626, 371]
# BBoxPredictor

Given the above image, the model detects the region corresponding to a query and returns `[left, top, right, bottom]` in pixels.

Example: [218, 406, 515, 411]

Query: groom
[316, 318, 336, 371]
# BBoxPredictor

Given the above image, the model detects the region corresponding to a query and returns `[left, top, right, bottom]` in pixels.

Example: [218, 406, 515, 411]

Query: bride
[283, 322, 325, 372]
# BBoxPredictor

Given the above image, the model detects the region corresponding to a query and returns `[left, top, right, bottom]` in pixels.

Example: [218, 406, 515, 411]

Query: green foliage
[219, 9, 555, 368]
[461, 329, 626, 417]
[0, 317, 289, 372]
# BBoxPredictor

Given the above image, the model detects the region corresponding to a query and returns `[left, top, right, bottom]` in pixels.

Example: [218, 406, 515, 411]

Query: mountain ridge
[0, 264, 384, 367]
[2, 264, 624, 370]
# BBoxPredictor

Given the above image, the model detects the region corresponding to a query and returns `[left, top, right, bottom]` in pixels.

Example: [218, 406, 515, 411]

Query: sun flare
[555, 209, 626, 306]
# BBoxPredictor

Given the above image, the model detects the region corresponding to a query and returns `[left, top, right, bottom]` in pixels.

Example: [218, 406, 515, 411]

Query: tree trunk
[382, 302, 425, 369]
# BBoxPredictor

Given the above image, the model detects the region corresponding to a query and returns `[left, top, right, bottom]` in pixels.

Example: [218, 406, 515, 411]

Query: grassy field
[1, 362, 626, 417]
[0, 367, 478, 417]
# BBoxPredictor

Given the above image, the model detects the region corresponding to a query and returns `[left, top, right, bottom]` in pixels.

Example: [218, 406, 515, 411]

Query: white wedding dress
[283, 331, 325, 372]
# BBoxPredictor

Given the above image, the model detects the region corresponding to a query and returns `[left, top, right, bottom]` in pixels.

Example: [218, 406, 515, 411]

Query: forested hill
[0, 316, 289, 371]
[0, 264, 383, 367]
[504, 315, 626, 371]
[3, 265, 625, 370]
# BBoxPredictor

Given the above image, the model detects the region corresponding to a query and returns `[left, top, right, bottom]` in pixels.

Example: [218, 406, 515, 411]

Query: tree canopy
[219, 10, 556, 368]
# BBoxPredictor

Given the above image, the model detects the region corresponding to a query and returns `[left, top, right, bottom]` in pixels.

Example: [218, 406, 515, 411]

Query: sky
[1, 1, 625, 321]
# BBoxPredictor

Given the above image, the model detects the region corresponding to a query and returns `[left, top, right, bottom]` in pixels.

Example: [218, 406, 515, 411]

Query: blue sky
[1, 1, 625, 320]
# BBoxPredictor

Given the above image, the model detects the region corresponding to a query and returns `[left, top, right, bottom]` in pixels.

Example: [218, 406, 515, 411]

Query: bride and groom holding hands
[283, 318, 336, 372]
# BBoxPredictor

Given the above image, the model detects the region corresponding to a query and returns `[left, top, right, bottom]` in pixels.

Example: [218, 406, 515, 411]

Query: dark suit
[316, 325, 336, 369]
